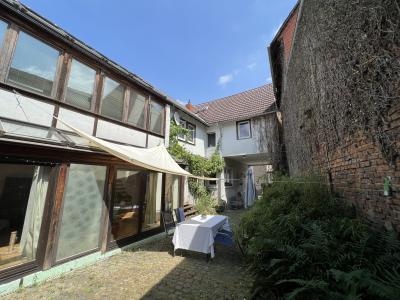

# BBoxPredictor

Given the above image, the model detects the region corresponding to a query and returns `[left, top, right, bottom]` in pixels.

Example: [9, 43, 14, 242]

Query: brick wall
[277, 8, 298, 61]
[275, 0, 400, 230]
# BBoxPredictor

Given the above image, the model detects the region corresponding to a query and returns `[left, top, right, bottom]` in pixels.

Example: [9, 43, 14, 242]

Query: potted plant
[215, 199, 226, 213]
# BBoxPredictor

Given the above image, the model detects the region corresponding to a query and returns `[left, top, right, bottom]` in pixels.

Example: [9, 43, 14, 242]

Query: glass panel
[0, 20, 8, 46]
[164, 174, 180, 211]
[149, 101, 164, 134]
[187, 123, 195, 144]
[7, 32, 59, 96]
[1, 119, 63, 142]
[111, 170, 147, 240]
[127, 89, 146, 128]
[208, 133, 216, 147]
[238, 121, 251, 139]
[101, 77, 125, 120]
[65, 59, 96, 110]
[142, 173, 162, 232]
[56, 164, 106, 261]
[178, 120, 186, 141]
[0, 164, 50, 270]
[59, 132, 96, 148]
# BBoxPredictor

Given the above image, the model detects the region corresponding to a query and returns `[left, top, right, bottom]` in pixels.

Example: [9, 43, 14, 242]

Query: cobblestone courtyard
[3, 210, 251, 300]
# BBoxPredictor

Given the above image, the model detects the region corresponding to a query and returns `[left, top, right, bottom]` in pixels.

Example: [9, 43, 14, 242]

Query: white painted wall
[0, 88, 54, 127]
[219, 121, 257, 157]
[147, 135, 164, 148]
[205, 115, 277, 159]
[56, 108, 95, 134]
[96, 120, 147, 147]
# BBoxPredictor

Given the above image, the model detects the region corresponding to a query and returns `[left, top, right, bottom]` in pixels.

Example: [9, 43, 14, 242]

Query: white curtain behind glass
[20, 166, 50, 258]
[144, 173, 161, 225]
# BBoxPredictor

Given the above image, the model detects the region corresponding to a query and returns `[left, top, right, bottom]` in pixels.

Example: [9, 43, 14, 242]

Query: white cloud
[217, 74, 234, 86]
[22, 65, 56, 80]
[246, 63, 257, 70]
[266, 76, 272, 83]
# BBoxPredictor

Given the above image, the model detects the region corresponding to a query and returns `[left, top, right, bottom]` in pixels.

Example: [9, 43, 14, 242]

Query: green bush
[239, 175, 400, 299]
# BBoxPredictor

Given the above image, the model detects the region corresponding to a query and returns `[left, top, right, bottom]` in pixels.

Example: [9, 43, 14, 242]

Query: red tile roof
[194, 84, 276, 124]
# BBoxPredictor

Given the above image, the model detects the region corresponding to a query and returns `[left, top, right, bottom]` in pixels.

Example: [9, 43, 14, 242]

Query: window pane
[1, 119, 63, 142]
[142, 172, 162, 232]
[0, 20, 8, 46]
[238, 121, 251, 139]
[208, 133, 216, 147]
[111, 170, 147, 240]
[101, 77, 125, 120]
[187, 123, 195, 144]
[0, 164, 50, 270]
[66, 60, 96, 110]
[127, 89, 146, 128]
[56, 164, 106, 261]
[7, 32, 59, 96]
[178, 120, 186, 141]
[149, 101, 164, 134]
[59, 131, 97, 148]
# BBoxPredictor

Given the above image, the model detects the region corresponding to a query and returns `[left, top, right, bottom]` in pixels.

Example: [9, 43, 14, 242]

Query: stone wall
[279, 0, 400, 230]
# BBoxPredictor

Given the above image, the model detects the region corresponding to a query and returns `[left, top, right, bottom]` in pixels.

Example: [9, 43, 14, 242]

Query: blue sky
[21, 0, 297, 105]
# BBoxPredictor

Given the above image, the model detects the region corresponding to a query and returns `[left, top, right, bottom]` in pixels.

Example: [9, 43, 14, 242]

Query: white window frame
[207, 132, 216, 148]
[186, 122, 196, 145]
[178, 119, 187, 141]
[237, 120, 252, 140]
[178, 119, 196, 145]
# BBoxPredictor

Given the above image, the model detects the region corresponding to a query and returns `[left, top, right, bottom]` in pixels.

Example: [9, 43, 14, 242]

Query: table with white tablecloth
[172, 215, 231, 258]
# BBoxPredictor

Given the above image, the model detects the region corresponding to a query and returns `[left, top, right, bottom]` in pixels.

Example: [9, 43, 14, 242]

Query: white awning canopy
[57, 118, 214, 180]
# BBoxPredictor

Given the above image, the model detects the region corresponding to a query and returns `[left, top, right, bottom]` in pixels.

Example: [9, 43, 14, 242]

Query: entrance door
[110, 169, 148, 242]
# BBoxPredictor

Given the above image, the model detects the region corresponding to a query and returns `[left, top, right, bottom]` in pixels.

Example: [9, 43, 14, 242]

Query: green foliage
[239, 175, 400, 299]
[168, 122, 224, 177]
[168, 122, 224, 212]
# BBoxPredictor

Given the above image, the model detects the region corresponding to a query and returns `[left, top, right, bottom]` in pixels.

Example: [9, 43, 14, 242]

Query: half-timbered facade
[0, 0, 186, 289]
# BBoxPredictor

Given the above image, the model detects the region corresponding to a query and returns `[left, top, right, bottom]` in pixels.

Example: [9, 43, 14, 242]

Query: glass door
[0, 163, 51, 271]
[110, 169, 148, 241]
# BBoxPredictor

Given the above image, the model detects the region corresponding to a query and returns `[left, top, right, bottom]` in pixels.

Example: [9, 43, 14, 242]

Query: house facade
[0, 0, 190, 290]
[0, 0, 278, 292]
[174, 85, 279, 207]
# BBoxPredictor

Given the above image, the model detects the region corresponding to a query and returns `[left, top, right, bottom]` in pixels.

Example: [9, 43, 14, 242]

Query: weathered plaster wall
[208, 114, 279, 163]
[280, 0, 400, 229]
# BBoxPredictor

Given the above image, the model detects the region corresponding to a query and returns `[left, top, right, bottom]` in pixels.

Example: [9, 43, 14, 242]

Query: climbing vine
[168, 122, 225, 213]
[281, 0, 400, 175]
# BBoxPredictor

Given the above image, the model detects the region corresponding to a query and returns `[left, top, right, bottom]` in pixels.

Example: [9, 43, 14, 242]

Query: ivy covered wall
[278, 0, 400, 229]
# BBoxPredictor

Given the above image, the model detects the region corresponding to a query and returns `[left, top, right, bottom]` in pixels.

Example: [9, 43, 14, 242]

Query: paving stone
[3, 210, 251, 300]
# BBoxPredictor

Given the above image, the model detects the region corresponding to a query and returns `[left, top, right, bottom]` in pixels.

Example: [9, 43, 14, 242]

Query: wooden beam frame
[0, 12, 167, 138]
[42, 163, 68, 270]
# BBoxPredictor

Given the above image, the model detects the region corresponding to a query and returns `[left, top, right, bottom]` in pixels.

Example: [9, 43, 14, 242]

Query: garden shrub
[239, 175, 400, 299]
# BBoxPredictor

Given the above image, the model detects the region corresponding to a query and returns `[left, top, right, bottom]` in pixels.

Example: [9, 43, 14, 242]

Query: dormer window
[236, 120, 251, 139]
